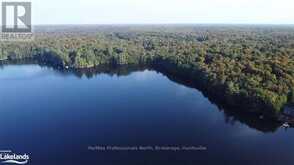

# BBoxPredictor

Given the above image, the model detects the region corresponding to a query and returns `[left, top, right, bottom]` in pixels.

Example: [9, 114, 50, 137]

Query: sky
[4, 0, 294, 25]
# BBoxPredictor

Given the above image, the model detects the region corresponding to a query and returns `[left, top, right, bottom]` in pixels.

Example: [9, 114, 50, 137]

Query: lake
[0, 64, 293, 165]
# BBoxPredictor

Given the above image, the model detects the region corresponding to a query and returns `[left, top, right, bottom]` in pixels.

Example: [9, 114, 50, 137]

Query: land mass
[1, 25, 294, 117]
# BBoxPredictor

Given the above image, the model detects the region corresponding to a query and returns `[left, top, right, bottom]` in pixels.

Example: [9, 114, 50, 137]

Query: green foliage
[1, 25, 294, 112]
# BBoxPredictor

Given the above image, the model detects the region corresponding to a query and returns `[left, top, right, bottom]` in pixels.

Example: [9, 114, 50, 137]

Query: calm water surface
[0, 64, 293, 165]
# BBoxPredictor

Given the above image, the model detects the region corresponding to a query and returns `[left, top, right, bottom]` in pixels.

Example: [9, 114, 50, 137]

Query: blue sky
[26, 0, 294, 24]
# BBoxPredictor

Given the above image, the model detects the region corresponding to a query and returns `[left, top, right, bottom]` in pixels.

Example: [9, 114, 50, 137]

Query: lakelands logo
[0, 150, 30, 164]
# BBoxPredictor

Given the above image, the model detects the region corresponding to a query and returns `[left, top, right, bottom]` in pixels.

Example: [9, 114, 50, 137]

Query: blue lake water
[0, 64, 293, 165]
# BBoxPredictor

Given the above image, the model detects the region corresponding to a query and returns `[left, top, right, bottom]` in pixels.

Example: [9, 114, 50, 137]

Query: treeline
[1, 25, 294, 114]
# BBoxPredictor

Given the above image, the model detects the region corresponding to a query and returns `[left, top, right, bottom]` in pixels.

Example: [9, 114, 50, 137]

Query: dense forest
[1, 25, 294, 116]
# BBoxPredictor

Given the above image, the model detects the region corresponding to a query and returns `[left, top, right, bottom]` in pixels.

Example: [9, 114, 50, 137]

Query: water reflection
[75, 65, 285, 132]
[1, 62, 285, 132]
[14, 63, 283, 133]
[0, 63, 293, 165]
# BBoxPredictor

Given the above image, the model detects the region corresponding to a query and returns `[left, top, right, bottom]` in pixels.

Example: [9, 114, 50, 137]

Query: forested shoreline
[1, 25, 294, 116]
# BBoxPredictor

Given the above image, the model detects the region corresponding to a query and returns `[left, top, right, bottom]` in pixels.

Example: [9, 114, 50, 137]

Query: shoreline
[0, 57, 287, 120]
